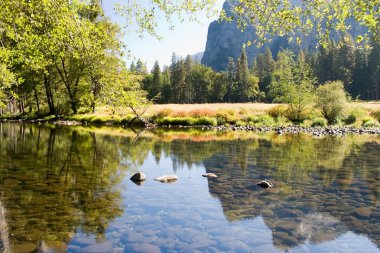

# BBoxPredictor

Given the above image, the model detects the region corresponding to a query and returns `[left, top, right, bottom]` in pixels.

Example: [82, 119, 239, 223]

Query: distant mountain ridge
[190, 52, 204, 64]
[201, 0, 366, 71]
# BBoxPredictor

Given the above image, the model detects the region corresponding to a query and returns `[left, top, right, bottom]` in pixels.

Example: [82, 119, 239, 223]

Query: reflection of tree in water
[202, 134, 380, 250]
[0, 124, 125, 252]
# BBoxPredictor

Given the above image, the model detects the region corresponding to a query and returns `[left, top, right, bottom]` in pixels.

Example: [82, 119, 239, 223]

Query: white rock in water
[202, 173, 218, 178]
[154, 175, 178, 183]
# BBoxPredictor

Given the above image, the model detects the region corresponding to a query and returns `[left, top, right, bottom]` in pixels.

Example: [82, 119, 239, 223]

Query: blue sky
[102, 0, 225, 70]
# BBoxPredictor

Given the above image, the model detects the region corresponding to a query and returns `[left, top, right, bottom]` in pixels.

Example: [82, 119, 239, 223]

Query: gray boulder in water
[257, 180, 274, 188]
[154, 175, 178, 183]
[130, 172, 146, 182]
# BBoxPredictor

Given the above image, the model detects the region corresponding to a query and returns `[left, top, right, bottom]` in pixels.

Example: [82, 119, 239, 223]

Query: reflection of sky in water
[69, 151, 380, 253]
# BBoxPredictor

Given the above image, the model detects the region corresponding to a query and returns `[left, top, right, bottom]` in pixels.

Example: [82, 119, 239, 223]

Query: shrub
[235, 120, 246, 127]
[371, 110, 380, 122]
[44, 115, 56, 121]
[216, 109, 237, 125]
[315, 81, 349, 124]
[343, 108, 367, 125]
[155, 108, 173, 118]
[193, 117, 217, 126]
[91, 116, 109, 124]
[311, 117, 328, 127]
[276, 116, 291, 126]
[267, 105, 288, 118]
[250, 114, 275, 126]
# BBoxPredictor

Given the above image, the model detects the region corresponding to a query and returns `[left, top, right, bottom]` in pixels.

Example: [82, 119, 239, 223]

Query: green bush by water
[311, 117, 328, 127]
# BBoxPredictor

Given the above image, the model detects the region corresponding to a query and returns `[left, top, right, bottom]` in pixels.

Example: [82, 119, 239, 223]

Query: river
[0, 123, 379, 253]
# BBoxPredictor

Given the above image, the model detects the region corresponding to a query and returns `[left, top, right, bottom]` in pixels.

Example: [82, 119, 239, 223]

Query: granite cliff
[201, 0, 366, 71]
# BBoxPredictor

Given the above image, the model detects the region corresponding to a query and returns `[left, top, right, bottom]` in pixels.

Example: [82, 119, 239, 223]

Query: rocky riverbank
[197, 125, 380, 136]
[1, 117, 380, 136]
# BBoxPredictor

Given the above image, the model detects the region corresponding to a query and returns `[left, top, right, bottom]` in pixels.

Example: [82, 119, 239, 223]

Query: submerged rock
[154, 175, 178, 183]
[202, 173, 218, 178]
[130, 172, 146, 182]
[257, 180, 274, 189]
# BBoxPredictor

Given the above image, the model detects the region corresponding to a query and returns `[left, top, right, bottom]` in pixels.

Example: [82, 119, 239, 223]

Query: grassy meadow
[2, 102, 380, 128]
[48, 102, 380, 128]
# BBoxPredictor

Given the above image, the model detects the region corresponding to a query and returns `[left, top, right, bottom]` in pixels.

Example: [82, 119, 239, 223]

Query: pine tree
[257, 47, 275, 100]
[184, 55, 193, 103]
[170, 53, 179, 103]
[151, 60, 162, 101]
[335, 35, 356, 90]
[225, 57, 236, 102]
[130, 61, 137, 72]
[135, 59, 148, 75]
[368, 41, 380, 100]
[351, 48, 369, 99]
[161, 67, 171, 103]
[236, 47, 250, 102]
[316, 39, 336, 83]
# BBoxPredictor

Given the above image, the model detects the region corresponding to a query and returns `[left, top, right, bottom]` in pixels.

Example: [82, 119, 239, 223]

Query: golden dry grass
[351, 101, 380, 111]
[92, 102, 380, 119]
[147, 103, 279, 116]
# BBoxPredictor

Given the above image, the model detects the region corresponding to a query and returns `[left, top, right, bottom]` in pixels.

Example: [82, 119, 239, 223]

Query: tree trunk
[44, 73, 56, 115]
[34, 88, 40, 114]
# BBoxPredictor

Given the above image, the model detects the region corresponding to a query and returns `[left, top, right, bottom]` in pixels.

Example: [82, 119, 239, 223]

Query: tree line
[0, 1, 379, 117]
[140, 35, 380, 104]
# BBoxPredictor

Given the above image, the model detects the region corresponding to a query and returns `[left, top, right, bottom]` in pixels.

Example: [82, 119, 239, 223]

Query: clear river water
[0, 123, 379, 253]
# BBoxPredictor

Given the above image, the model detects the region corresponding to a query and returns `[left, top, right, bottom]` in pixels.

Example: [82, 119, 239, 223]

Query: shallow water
[0, 123, 379, 253]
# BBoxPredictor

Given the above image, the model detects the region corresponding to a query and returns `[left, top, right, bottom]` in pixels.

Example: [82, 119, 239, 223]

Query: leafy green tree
[189, 64, 214, 103]
[270, 50, 316, 122]
[210, 72, 228, 102]
[315, 81, 350, 124]
[228, 0, 379, 46]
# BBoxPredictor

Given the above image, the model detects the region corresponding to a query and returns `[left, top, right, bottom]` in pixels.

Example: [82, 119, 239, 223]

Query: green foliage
[371, 110, 380, 122]
[267, 105, 288, 118]
[227, 0, 379, 46]
[0, 0, 150, 116]
[269, 50, 316, 122]
[362, 118, 380, 128]
[315, 81, 349, 124]
[156, 116, 217, 126]
[311, 117, 328, 127]
[216, 110, 237, 125]
[248, 114, 275, 126]
[343, 108, 368, 125]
